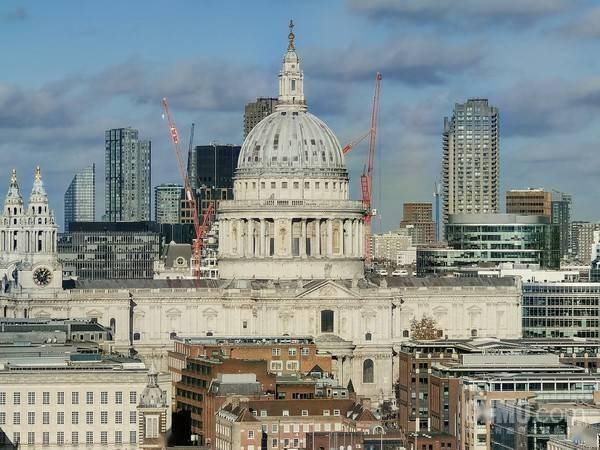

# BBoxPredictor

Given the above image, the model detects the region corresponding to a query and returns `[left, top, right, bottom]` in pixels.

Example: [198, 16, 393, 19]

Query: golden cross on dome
[10, 169, 17, 184]
[288, 19, 295, 50]
[35, 165, 41, 182]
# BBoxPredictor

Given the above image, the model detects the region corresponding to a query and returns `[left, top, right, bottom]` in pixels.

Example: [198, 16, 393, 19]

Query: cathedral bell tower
[0, 167, 62, 294]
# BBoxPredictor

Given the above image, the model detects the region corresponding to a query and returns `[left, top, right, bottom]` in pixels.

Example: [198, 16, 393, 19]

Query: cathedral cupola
[276, 20, 306, 111]
[4, 169, 24, 217]
[28, 166, 50, 217]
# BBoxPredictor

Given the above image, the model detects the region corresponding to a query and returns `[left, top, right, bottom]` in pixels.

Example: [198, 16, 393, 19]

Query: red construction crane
[342, 130, 370, 154]
[361, 72, 382, 266]
[161, 98, 214, 278]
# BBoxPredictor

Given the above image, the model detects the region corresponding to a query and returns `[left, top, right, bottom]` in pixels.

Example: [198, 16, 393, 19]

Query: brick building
[215, 398, 379, 450]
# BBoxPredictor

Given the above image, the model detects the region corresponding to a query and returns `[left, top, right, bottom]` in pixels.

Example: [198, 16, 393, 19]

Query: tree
[410, 315, 442, 340]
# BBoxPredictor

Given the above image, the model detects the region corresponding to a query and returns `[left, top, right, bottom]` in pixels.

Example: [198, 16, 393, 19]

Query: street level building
[154, 183, 183, 224]
[371, 229, 416, 266]
[58, 222, 160, 280]
[506, 188, 551, 217]
[417, 214, 560, 275]
[442, 98, 499, 225]
[104, 127, 151, 222]
[63, 164, 95, 232]
[399, 202, 436, 246]
[244, 97, 279, 138]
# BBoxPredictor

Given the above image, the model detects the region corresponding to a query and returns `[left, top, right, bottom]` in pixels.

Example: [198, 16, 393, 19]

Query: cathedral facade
[0, 26, 522, 403]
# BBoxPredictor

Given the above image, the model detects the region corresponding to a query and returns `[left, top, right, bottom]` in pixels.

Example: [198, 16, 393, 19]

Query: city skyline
[2, 1, 600, 231]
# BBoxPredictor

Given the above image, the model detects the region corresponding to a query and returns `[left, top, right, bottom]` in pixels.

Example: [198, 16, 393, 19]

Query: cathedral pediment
[296, 280, 360, 299]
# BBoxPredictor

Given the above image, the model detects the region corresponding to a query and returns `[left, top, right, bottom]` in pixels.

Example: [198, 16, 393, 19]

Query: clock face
[33, 267, 52, 287]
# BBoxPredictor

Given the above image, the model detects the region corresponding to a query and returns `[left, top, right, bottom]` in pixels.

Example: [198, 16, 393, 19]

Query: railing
[218, 199, 365, 211]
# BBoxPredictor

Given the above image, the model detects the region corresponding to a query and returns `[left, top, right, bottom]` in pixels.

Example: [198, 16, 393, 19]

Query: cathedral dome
[236, 20, 346, 178]
[237, 110, 345, 176]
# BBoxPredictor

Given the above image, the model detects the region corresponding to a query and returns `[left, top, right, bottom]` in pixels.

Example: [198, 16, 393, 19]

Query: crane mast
[161, 98, 211, 278]
[361, 72, 382, 266]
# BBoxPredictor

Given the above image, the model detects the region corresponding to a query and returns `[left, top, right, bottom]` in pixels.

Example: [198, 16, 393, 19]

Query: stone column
[315, 219, 321, 257]
[288, 219, 293, 257]
[327, 219, 333, 256]
[359, 221, 364, 257]
[237, 219, 244, 257]
[259, 219, 266, 257]
[300, 219, 307, 257]
[339, 219, 345, 256]
[247, 219, 254, 256]
[347, 219, 354, 256]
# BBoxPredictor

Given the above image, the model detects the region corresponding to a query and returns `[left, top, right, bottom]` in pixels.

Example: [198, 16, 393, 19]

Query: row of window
[7, 430, 136, 445]
[0, 390, 137, 405]
[241, 180, 345, 190]
[0, 410, 136, 425]
[271, 347, 310, 356]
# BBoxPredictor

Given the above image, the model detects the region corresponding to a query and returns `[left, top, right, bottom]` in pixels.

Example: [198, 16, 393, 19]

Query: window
[43, 391, 50, 405]
[321, 310, 334, 332]
[0, 412, 4, 425]
[130, 411, 137, 424]
[101, 411, 108, 424]
[248, 430, 255, 439]
[130, 431, 137, 443]
[43, 411, 50, 424]
[282, 182, 288, 189]
[57, 392, 64, 404]
[305, 182, 310, 189]
[72, 411, 79, 425]
[101, 431, 108, 445]
[272, 348, 281, 356]
[86, 431, 93, 444]
[72, 392, 79, 404]
[243, 320, 248, 329]
[43, 432, 50, 445]
[57, 432, 64, 445]
[363, 359, 375, 383]
[14, 392, 20, 405]
[365, 332, 372, 341]
[272, 424, 278, 433]
[28, 412, 35, 424]
[116, 411, 123, 424]
[101, 391, 108, 404]
[57, 412, 64, 424]
[301, 410, 308, 416]
[286, 360, 300, 371]
[28, 432, 35, 445]
[27, 392, 35, 405]
[13, 433, 19, 445]
[315, 182, 320, 188]
[323, 410, 330, 416]
[86, 391, 93, 404]
[86, 411, 94, 425]
[130, 391, 137, 404]
[0, 392, 4, 404]
[270, 361, 284, 371]
[145, 416, 159, 438]
[333, 409, 340, 416]
[115, 391, 123, 404]
[272, 438, 278, 447]
[293, 182, 299, 189]
[71, 432, 78, 445]
[288, 348, 297, 356]
[115, 431, 123, 444]
[301, 347, 310, 356]
[271, 182, 276, 189]
[282, 410, 290, 416]
[403, 330, 409, 338]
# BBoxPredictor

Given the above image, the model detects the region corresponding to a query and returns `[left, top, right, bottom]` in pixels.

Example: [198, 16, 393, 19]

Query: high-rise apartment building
[154, 183, 183, 224]
[63, 164, 95, 231]
[399, 202, 436, 245]
[552, 191, 572, 258]
[244, 97, 278, 138]
[506, 188, 551, 217]
[442, 98, 499, 224]
[104, 128, 151, 222]
[570, 221, 600, 262]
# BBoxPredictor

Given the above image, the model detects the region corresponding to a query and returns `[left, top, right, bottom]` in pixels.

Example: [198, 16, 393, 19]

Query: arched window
[471, 329, 478, 337]
[170, 332, 177, 339]
[321, 310, 334, 333]
[365, 332, 372, 341]
[109, 318, 116, 334]
[402, 330, 409, 338]
[133, 332, 141, 341]
[3, 306, 7, 317]
[363, 359, 374, 384]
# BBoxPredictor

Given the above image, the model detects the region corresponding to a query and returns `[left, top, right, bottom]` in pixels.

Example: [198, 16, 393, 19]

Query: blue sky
[2, 0, 600, 231]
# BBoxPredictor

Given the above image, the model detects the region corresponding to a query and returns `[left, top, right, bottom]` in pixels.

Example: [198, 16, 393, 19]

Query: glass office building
[418, 214, 560, 275]
[64, 164, 95, 231]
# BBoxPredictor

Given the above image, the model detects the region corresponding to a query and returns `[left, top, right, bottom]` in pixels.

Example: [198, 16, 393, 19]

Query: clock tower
[0, 167, 62, 294]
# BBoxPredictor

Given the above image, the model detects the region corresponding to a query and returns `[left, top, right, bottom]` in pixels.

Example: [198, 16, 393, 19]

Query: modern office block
[506, 188, 551, 217]
[244, 97, 278, 138]
[104, 128, 151, 222]
[64, 164, 95, 231]
[551, 191, 572, 258]
[154, 183, 183, 224]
